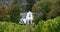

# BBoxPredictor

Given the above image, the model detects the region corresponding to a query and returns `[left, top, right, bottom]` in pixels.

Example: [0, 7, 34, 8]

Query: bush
[0, 16, 60, 32]
[35, 16, 60, 32]
[0, 22, 27, 32]
[0, 15, 10, 21]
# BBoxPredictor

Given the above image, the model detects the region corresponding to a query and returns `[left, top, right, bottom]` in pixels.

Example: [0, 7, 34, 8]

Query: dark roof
[20, 13, 27, 19]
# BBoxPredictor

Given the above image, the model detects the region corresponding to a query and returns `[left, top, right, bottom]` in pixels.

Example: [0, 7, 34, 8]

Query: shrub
[0, 22, 27, 32]
[35, 16, 60, 32]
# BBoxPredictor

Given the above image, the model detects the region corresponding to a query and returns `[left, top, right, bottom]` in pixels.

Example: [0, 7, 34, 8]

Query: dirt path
[27, 24, 32, 32]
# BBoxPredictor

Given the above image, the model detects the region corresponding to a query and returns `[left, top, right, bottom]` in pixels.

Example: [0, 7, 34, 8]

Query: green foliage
[13, 0, 19, 4]
[0, 16, 60, 32]
[47, 7, 60, 19]
[0, 5, 9, 21]
[10, 6, 20, 23]
[32, 0, 60, 24]
[0, 22, 36, 32]
[32, 0, 53, 24]
[47, 0, 60, 19]
[33, 14, 43, 24]
[0, 22, 28, 32]
[26, 0, 35, 11]
[10, 0, 20, 23]
[0, 15, 10, 21]
[35, 16, 60, 32]
[32, 0, 53, 13]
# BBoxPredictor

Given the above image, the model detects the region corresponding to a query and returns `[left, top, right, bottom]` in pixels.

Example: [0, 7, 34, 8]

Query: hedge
[35, 16, 60, 32]
[0, 16, 60, 32]
[0, 22, 27, 32]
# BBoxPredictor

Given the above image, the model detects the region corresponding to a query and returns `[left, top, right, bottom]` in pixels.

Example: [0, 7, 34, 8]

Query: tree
[47, 0, 60, 19]
[10, 0, 20, 23]
[47, 7, 60, 19]
[32, 0, 53, 13]
[32, 0, 53, 24]
[0, 5, 9, 21]
[26, 0, 35, 11]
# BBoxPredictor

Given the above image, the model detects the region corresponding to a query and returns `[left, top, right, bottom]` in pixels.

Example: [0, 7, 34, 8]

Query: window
[21, 20, 24, 24]
[29, 14, 31, 17]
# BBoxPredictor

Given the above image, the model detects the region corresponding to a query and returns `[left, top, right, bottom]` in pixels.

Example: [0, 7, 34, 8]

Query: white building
[26, 11, 33, 24]
[19, 18, 26, 24]
[19, 11, 33, 24]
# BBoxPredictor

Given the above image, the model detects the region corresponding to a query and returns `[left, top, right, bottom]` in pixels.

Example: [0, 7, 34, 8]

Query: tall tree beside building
[47, 0, 60, 19]
[10, 0, 20, 23]
[32, 0, 53, 24]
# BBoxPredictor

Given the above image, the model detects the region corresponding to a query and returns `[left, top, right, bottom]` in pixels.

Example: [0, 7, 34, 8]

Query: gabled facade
[19, 11, 33, 24]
